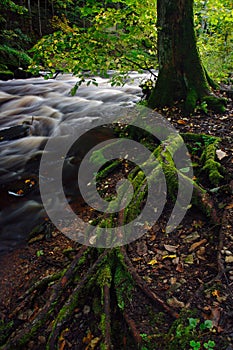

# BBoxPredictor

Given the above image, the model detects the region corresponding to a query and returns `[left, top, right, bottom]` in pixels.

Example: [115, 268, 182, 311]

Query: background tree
[148, 0, 227, 113]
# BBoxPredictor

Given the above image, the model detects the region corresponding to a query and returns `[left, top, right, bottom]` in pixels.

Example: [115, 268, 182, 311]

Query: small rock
[225, 250, 232, 256]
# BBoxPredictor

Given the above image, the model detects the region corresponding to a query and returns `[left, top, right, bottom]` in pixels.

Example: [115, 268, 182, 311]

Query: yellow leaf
[162, 254, 177, 260]
[132, 257, 142, 262]
[148, 258, 158, 265]
[17, 189, 24, 195]
[212, 290, 220, 298]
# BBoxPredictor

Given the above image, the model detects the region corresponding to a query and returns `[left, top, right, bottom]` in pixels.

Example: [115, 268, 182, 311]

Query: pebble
[225, 250, 232, 256]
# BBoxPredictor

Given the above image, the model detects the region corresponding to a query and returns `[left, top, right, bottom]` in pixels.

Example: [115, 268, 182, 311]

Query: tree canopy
[27, 0, 232, 87]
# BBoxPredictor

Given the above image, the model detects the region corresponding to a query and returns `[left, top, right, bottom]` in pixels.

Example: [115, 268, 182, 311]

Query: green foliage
[194, 0, 233, 83]
[167, 313, 216, 350]
[28, 0, 157, 83]
[28, 0, 232, 89]
[0, 0, 27, 16]
[0, 28, 32, 50]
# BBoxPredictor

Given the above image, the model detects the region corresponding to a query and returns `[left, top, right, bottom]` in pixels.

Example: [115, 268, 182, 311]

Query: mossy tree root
[47, 249, 109, 349]
[1, 245, 89, 350]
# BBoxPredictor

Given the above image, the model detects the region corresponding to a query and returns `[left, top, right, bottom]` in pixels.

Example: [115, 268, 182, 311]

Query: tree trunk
[148, 0, 226, 113]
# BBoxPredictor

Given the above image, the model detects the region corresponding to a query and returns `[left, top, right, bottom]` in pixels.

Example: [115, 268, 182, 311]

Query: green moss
[96, 160, 121, 181]
[0, 320, 14, 345]
[200, 143, 224, 186]
[114, 263, 134, 310]
[99, 313, 107, 340]
[0, 70, 14, 80]
[0, 44, 32, 70]
[97, 263, 112, 304]
[185, 88, 198, 114]
[203, 95, 227, 113]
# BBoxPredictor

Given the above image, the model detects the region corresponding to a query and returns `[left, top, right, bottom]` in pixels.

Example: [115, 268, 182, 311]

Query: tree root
[0, 131, 229, 349]
[120, 246, 179, 319]
[123, 311, 142, 347]
[47, 249, 109, 349]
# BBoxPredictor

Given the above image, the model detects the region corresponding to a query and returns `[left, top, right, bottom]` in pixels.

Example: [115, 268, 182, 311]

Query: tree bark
[148, 0, 226, 113]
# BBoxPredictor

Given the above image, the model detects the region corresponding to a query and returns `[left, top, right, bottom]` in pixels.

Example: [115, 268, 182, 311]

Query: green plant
[36, 249, 44, 257]
[167, 314, 216, 350]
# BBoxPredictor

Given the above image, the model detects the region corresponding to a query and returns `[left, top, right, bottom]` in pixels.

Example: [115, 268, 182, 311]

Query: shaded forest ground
[0, 94, 232, 350]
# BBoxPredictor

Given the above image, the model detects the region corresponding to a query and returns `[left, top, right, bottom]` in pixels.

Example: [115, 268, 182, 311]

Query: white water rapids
[0, 72, 149, 254]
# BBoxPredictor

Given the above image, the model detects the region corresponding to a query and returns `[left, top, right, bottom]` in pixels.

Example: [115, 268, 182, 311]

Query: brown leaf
[189, 239, 207, 252]
[61, 276, 68, 287]
[226, 203, 233, 209]
[164, 244, 178, 252]
[167, 296, 185, 308]
[177, 119, 186, 125]
[59, 340, 66, 350]
[176, 263, 184, 273]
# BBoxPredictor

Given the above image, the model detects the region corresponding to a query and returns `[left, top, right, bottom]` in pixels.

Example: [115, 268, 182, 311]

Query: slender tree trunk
[38, 0, 42, 36]
[148, 0, 226, 113]
[28, 0, 33, 32]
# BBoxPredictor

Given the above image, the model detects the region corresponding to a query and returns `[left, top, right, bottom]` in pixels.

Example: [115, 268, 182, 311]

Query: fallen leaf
[189, 239, 207, 252]
[162, 254, 177, 260]
[61, 276, 68, 287]
[183, 232, 200, 243]
[225, 256, 233, 263]
[132, 257, 142, 262]
[209, 307, 223, 332]
[59, 340, 66, 350]
[87, 337, 101, 350]
[83, 331, 93, 344]
[212, 290, 220, 298]
[184, 254, 194, 264]
[167, 296, 185, 308]
[89, 235, 97, 245]
[177, 119, 186, 125]
[148, 258, 158, 265]
[164, 244, 178, 252]
[216, 149, 227, 160]
[176, 263, 184, 273]
[226, 203, 233, 209]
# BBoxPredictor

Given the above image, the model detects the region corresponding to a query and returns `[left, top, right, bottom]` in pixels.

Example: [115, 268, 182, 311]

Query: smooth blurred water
[0, 72, 149, 254]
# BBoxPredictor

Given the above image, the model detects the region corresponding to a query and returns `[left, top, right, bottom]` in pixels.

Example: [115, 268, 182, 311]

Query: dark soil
[0, 95, 232, 350]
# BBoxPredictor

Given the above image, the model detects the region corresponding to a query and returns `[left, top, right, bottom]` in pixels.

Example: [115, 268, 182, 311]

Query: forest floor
[0, 93, 232, 350]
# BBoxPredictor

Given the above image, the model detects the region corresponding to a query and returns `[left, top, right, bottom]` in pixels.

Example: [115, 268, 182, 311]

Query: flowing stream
[0, 72, 148, 254]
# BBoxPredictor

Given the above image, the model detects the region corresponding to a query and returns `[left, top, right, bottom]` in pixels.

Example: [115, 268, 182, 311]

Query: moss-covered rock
[0, 70, 14, 80]
[0, 44, 32, 73]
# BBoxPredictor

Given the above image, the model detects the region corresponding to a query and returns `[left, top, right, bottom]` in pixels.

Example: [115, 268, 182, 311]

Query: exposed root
[47, 249, 110, 349]
[123, 311, 142, 347]
[120, 246, 179, 319]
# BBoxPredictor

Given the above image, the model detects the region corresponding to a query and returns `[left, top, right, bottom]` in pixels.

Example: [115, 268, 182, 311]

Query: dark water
[0, 73, 147, 254]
